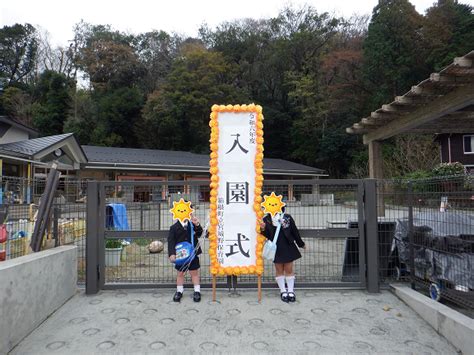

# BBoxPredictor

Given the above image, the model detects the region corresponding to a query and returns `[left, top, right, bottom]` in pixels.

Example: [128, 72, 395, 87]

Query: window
[464, 135, 474, 154]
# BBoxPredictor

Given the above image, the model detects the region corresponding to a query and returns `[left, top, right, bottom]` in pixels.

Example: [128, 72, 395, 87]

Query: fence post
[364, 179, 380, 293]
[86, 181, 99, 294]
[407, 181, 415, 290]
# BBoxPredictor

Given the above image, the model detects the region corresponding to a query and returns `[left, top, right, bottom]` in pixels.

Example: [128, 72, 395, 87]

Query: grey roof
[82, 145, 326, 176]
[0, 133, 74, 158]
[0, 116, 39, 137]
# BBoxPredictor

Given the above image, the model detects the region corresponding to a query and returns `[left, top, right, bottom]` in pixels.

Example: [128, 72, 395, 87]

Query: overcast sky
[2, 0, 473, 46]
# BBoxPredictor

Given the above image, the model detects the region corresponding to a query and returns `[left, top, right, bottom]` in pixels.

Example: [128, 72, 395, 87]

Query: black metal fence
[87, 179, 368, 292]
[0, 176, 87, 283]
[2, 174, 472, 311]
[377, 175, 474, 309]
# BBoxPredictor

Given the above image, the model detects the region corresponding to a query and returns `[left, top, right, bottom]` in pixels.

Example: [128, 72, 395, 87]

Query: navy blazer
[167, 221, 203, 257]
[262, 214, 305, 248]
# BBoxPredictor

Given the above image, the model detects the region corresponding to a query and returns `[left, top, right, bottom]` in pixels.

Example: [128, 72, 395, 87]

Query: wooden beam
[410, 128, 474, 134]
[431, 73, 474, 83]
[368, 141, 383, 179]
[363, 84, 474, 144]
[371, 111, 398, 120]
[454, 57, 472, 68]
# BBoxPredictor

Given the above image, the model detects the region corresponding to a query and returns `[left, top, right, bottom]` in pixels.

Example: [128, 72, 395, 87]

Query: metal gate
[86, 179, 379, 294]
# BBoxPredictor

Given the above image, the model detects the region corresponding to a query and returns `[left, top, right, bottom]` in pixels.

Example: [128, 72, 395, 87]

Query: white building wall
[0, 126, 29, 144]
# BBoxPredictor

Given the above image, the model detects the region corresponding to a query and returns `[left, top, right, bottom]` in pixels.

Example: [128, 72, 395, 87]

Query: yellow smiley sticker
[169, 198, 194, 223]
[261, 192, 286, 217]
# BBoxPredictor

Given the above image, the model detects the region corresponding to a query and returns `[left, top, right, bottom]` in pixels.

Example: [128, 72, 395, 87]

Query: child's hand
[259, 220, 266, 230]
[169, 255, 176, 263]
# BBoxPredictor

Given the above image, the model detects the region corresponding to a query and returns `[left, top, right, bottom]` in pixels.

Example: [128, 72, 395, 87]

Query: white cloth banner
[216, 111, 257, 267]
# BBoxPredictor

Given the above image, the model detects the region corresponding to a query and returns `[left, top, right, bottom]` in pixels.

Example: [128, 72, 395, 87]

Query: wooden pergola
[347, 50, 474, 179]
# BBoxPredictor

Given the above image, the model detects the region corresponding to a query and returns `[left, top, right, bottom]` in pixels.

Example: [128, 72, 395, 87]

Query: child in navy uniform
[168, 213, 203, 302]
[260, 207, 306, 302]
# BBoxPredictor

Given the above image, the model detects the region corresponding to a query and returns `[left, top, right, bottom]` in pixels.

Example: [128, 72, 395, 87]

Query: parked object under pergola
[347, 50, 474, 180]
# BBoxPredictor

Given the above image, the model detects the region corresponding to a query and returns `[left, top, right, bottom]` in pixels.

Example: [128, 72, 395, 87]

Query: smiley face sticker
[261, 192, 286, 217]
[169, 198, 194, 223]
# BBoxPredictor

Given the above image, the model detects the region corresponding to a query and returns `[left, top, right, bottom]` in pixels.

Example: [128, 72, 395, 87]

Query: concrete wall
[0, 246, 77, 354]
[392, 284, 474, 355]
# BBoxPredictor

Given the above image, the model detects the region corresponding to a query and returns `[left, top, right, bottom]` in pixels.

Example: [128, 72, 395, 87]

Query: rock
[148, 240, 164, 253]
[383, 305, 392, 312]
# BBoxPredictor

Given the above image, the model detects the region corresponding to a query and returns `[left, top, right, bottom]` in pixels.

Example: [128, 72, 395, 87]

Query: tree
[36, 29, 78, 80]
[133, 30, 182, 93]
[423, 0, 474, 71]
[138, 45, 246, 152]
[31, 70, 74, 136]
[0, 23, 38, 87]
[73, 21, 144, 90]
[362, 0, 425, 110]
[64, 89, 97, 144]
[94, 86, 144, 147]
[0, 86, 34, 125]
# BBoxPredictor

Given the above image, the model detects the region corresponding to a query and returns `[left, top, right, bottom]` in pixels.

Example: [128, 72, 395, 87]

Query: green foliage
[138, 46, 246, 152]
[94, 87, 144, 147]
[362, 0, 425, 110]
[0, 86, 34, 124]
[423, 0, 474, 71]
[431, 162, 465, 177]
[0, 23, 38, 86]
[1, 4, 472, 177]
[31, 70, 74, 135]
[105, 239, 123, 248]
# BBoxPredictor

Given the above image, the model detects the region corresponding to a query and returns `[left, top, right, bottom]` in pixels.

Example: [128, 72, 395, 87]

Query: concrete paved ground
[12, 289, 457, 354]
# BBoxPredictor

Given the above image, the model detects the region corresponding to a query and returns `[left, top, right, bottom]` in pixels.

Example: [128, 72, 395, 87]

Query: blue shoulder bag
[175, 222, 194, 267]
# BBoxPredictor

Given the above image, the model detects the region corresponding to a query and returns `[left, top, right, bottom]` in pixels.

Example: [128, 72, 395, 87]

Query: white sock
[177, 285, 184, 293]
[286, 276, 295, 293]
[276, 276, 286, 293]
[194, 285, 200, 293]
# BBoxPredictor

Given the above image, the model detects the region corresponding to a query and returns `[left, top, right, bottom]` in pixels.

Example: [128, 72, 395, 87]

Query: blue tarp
[106, 203, 131, 242]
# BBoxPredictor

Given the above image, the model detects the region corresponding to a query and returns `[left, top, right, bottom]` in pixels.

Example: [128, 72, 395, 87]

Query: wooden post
[257, 275, 262, 302]
[368, 140, 385, 216]
[212, 275, 216, 301]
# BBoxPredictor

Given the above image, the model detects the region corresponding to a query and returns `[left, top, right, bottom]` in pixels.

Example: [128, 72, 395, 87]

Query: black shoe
[193, 291, 201, 302]
[281, 292, 289, 303]
[288, 292, 296, 302]
[173, 291, 183, 302]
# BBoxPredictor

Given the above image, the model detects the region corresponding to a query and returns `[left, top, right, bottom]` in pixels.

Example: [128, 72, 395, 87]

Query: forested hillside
[1, 0, 472, 177]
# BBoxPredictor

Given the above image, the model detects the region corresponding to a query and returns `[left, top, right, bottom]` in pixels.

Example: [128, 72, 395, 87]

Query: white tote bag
[262, 216, 283, 261]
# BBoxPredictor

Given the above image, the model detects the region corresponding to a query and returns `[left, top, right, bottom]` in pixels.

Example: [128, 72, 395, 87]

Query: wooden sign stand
[211, 274, 262, 302]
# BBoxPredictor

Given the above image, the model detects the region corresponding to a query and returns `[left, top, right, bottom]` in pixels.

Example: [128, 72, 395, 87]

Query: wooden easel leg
[212, 275, 216, 302]
[258, 275, 262, 302]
